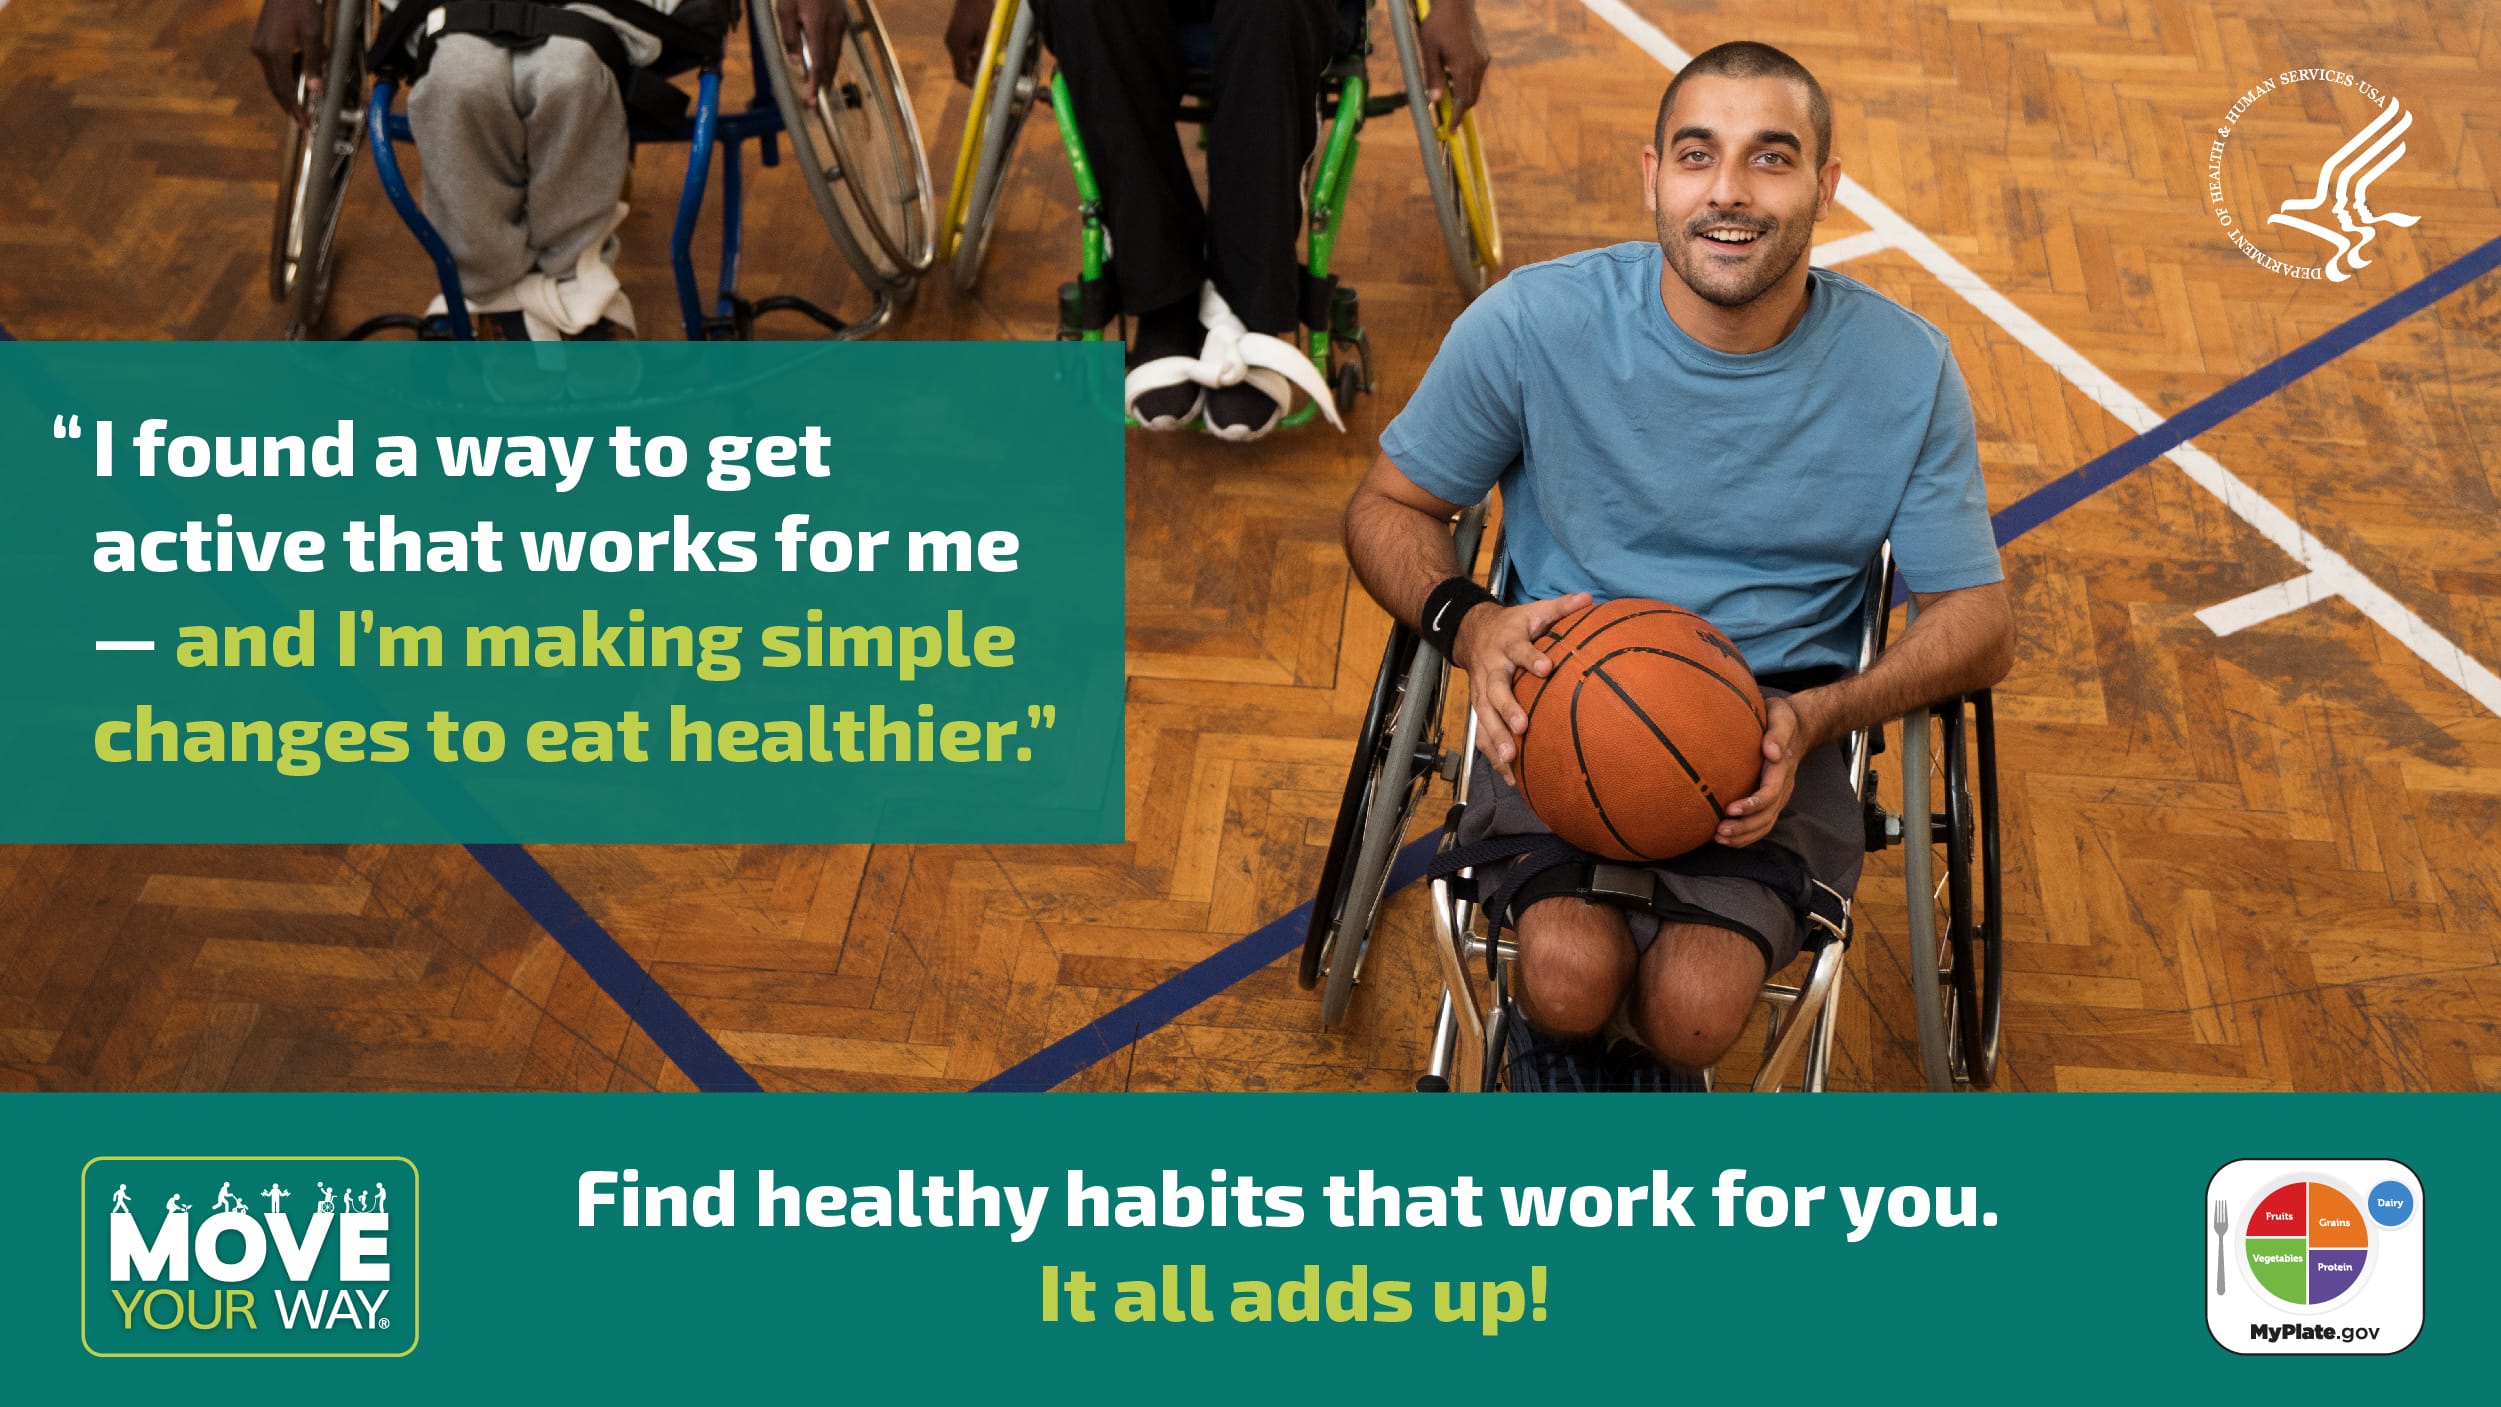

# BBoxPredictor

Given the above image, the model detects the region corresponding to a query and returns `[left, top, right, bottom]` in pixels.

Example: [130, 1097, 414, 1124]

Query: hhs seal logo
[82, 1156, 419, 1358]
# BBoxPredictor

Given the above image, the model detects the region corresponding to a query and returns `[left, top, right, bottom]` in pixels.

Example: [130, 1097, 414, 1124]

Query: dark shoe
[1203, 373, 1286, 441]
[565, 317, 635, 341]
[1125, 297, 1205, 430]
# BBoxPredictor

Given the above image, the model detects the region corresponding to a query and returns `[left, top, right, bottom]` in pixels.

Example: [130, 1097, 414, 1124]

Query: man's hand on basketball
[1719, 695, 1809, 847]
[1455, 592, 1592, 785]
[250, 0, 328, 124]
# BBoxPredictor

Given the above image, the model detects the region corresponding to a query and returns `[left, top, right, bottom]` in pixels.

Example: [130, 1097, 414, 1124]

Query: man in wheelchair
[939, 0, 1489, 439]
[249, 0, 834, 339]
[1342, 42, 2013, 1077]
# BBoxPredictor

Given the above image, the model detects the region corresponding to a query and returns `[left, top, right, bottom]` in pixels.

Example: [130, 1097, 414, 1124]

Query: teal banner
[0, 343, 1126, 842]
[0, 1095, 2478, 1397]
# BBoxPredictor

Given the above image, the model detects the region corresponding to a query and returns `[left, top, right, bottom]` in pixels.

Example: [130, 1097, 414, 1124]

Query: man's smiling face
[1645, 74, 1835, 309]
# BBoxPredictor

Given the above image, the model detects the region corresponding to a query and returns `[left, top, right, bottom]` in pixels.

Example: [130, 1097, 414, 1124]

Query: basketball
[1509, 599, 1769, 862]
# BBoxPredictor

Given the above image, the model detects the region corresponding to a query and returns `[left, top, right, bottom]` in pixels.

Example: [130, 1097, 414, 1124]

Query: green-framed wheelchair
[937, 0, 1502, 428]
[1305, 502, 2007, 1091]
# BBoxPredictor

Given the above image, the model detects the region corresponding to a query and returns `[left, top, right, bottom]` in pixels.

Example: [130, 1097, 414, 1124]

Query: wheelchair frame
[1308, 503, 2006, 1092]
[269, 0, 935, 342]
[937, 0, 1502, 429]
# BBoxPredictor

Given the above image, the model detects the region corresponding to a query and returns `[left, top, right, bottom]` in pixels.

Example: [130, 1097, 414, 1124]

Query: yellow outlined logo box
[81, 1155, 421, 1359]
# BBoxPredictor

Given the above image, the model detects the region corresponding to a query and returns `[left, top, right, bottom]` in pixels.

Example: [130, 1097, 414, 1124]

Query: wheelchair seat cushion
[1449, 703, 1865, 976]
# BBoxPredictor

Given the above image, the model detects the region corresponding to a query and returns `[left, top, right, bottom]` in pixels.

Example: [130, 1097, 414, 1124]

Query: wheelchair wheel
[1898, 693, 2004, 1090]
[1303, 624, 1450, 1028]
[269, 0, 369, 339]
[750, 0, 937, 294]
[1385, 0, 1501, 297]
[943, 0, 1040, 292]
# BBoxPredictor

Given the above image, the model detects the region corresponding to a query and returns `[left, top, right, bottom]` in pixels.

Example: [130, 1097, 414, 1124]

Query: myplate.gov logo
[81, 1156, 419, 1358]
[2205, 68, 2420, 282]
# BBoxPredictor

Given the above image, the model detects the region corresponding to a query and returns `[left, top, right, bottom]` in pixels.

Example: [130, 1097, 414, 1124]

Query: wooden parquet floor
[3, 0, 2499, 1092]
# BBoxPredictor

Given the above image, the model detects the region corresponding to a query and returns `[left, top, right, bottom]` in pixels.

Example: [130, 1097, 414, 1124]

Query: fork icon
[2213, 1199, 2231, 1295]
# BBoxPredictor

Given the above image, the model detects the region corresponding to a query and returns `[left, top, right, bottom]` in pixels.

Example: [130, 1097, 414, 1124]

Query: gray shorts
[1454, 697, 1865, 974]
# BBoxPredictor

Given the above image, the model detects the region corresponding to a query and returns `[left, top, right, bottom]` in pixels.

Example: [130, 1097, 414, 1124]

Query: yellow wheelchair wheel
[1387, 0, 1501, 296]
[942, 0, 1041, 291]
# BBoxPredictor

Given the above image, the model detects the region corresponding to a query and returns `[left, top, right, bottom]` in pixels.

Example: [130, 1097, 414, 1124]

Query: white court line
[1579, 0, 2501, 717]
[1811, 229, 1892, 267]
[2198, 573, 2332, 636]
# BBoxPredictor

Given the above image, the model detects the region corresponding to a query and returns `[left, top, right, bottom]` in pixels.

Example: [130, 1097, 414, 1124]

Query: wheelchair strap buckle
[1584, 863, 1656, 906]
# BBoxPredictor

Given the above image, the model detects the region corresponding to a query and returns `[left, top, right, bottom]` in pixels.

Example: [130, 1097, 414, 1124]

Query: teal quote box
[0, 342, 1125, 842]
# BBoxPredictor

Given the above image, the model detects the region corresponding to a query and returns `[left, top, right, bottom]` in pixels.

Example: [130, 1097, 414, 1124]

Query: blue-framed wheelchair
[938, 0, 1501, 427]
[269, 0, 934, 341]
[1303, 502, 2006, 1092]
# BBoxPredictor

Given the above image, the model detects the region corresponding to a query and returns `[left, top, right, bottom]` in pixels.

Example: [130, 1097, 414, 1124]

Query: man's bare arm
[1790, 581, 2015, 752]
[1343, 453, 1471, 630]
[1342, 453, 1590, 782]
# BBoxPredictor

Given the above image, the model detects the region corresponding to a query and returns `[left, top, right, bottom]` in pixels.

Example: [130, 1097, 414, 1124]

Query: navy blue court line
[465, 844, 763, 1093]
[974, 835, 1443, 1092]
[997, 232, 2501, 1091]
[1989, 231, 2501, 545]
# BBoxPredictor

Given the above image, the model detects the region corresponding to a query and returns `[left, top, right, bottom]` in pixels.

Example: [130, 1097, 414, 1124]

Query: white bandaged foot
[1123, 358, 1206, 431]
[1121, 282, 1344, 437]
[1190, 282, 1341, 434]
[425, 202, 636, 341]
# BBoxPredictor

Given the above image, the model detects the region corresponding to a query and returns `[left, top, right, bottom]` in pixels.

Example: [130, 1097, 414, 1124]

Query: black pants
[1035, 0, 1339, 333]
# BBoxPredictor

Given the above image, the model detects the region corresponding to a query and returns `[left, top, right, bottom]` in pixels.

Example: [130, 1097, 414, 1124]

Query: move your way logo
[82, 1156, 419, 1358]
[2207, 69, 2420, 282]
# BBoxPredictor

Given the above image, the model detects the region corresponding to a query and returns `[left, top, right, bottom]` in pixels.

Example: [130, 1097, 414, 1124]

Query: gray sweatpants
[405, 34, 630, 298]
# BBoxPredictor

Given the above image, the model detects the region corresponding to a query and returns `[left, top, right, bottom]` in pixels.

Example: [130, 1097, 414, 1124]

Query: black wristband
[1421, 576, 1499, 659]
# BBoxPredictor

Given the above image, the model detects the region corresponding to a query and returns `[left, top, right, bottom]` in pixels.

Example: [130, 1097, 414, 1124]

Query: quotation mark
[1015, 704, 1056, 762]
[53, 413, 82, 439]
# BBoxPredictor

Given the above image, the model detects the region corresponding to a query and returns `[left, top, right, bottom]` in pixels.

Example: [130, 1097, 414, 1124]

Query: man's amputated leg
[1513, 898, 1637, 1041]
[1632, 922, 1768, 1070]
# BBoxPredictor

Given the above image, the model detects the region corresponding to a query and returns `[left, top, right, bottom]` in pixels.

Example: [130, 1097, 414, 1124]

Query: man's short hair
[1654, 41, 1832, 166]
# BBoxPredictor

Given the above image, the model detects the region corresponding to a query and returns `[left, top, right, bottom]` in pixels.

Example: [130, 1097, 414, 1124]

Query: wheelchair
[936, 0, 1502, 427]
[268, 0, 934, 341]
[1304, 502, 2006, 1092]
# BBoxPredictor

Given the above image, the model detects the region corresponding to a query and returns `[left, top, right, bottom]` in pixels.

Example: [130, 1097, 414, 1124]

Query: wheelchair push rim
[1386, 0, 1499, 298]
[752, 0, 937, 294]
[1900, 694, 2004, 1090]
[943, 0, 1040, 291]
[1304, 626, 1448, 1028]
[270, 0, 370, 337]
[1302, 627, 1411, 989]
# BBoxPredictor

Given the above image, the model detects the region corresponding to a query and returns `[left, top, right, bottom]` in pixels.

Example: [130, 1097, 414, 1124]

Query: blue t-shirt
[1380, 243, 2002, 675]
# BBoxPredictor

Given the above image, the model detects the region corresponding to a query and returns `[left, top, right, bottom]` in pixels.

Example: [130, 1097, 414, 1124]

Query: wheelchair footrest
[737, 294, 851, 340]
[1501, 1015, 1705, 1094]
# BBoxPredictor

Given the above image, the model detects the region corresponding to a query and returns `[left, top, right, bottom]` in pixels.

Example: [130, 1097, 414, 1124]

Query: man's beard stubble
[1656, 208, 1815, 310]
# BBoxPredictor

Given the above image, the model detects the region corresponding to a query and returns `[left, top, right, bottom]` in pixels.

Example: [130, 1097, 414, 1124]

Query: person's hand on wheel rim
[1454, 592, 1592, 786]
[250, 0, 329, 125]
[945, 0, 992, 86]
[774, 0, 852, 89]
[1417, 0, 1491, 117]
